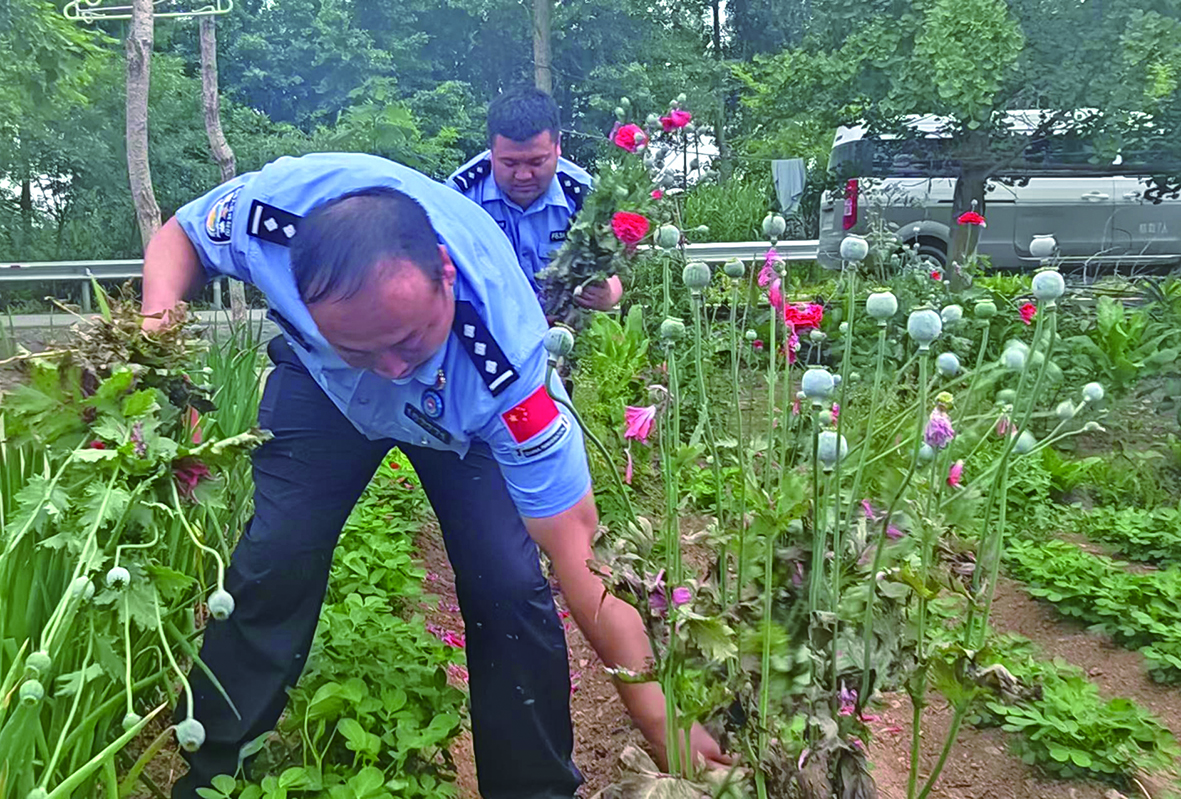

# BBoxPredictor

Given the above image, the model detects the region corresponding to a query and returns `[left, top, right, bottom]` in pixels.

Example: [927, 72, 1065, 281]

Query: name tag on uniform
[404, 404, 452, 444]
[549, 230, 567, 242]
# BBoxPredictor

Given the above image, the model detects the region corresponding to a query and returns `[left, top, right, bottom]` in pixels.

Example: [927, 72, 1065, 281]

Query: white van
[817, 112, 1181, 270]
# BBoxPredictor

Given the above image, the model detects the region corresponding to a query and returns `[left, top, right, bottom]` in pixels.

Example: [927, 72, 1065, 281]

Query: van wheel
[906, 237, 948, 269]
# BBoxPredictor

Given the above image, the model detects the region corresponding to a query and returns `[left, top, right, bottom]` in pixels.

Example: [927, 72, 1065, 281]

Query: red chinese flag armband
[501, 386, 560, 443]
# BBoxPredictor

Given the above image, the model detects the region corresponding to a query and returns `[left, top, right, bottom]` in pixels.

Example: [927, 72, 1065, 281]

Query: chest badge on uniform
[421, 389, 445, 419]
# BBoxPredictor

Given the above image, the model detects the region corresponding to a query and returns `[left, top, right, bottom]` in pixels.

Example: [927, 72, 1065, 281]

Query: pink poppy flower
[758, 250, 780, 286]
[1019, 303, 1037, 325]
[948, 460, 964, 488]
[624, 405, 657, 444]
[769, 279, 784, 310]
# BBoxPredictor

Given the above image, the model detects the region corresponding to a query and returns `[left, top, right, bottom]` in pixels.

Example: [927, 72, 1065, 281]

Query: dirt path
[990, 574, 1181, 742]
[414, 526, 645, 799]
[869, 691, 1112, 799]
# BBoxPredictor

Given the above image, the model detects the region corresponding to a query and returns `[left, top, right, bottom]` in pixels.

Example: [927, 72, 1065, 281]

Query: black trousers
[172, 337, 581, 799]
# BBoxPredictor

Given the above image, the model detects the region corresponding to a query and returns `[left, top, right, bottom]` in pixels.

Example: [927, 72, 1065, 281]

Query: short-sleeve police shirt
[446, 151, 592, 288]
[173, 152, 590, 519]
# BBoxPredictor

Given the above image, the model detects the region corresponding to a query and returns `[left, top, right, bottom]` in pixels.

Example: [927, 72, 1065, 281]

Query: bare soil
[990, 575, 1181, 743]
[414, 525, 646, 799]
[869, 691, 1112, 799]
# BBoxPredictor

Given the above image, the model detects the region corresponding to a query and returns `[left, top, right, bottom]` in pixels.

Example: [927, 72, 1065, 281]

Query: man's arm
[523, 490, 731, 771]
[141, 217, 208, 329]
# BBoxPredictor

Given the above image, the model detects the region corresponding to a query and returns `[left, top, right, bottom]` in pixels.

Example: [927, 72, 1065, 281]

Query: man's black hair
[289, 186, 444, 305]
[487, 87, 561, 146]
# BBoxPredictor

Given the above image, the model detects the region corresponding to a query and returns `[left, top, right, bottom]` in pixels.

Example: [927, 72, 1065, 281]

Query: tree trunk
[19, 179, 32, 241]
[711, 0, 721, 57]
[532, 0, 552, 94]
[949, 166, 987, 291]
[125, 0, 161, 250]
[200, 17, 236, 184]
[199, 15, 247, 325]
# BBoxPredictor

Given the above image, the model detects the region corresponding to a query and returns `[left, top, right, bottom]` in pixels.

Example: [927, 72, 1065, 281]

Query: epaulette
[451, 300, 519, 397]
[246, 200, 303, 246]
[451, 158, 492, 194]
[558, 173, 590, 214]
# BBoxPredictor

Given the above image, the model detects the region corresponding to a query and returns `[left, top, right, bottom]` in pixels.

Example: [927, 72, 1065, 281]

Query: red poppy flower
[613, 124, 645, 153]
[651, 189, 663, 200]
[931, 270, 943, 281]
[173, 458, 212, 500]
[611, 211, 650, 245]
[1019, 302, 1037, 325]
[782, 302, 824, 330]
[957, 211, 987, 227]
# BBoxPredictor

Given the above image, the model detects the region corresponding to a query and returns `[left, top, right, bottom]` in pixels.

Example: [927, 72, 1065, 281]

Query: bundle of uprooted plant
[0, 280, 269, 799]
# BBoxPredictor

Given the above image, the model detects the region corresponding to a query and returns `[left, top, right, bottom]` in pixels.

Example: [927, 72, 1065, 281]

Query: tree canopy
[2, 0, 1179, 260]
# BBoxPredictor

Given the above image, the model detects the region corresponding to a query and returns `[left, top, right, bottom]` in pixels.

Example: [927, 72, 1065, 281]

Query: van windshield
[827, 134, 1113, 179]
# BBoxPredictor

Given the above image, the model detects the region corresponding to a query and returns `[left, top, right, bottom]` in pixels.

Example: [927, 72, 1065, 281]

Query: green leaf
[1069, 750, 1093, 768]
[121, 389, 159, 419]
[79, 483, 131, 533]
[685, 617, 738, 661]
[347, 767, 388, 799]
[210, 775, 237, 795]
[74, 448, 118, 462]
[145, 564, 196, 601]
[337, 718, 381, 757]
[1047, 746, 1071, 762]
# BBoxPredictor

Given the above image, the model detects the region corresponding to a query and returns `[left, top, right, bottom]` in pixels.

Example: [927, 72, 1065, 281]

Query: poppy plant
[957, 210, 987, 227]
[624, 405, 657, 444]
[613, 124, 645, 152]
[1019, 302, 1037, 325]
[611, 212, 650, 245]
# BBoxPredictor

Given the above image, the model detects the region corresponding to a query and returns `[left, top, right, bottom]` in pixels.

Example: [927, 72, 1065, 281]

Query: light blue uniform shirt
[174, 152, 590, 519]
[446, 151, 592, 288]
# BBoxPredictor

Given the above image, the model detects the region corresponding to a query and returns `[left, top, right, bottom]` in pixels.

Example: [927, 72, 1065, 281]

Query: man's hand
[644, 717, 734, 773]
[575, 275, 624, 311]
[523, 492, 733, 775]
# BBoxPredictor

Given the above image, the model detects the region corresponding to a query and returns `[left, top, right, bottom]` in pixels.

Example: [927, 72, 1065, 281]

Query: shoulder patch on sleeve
[452, 300, 519, 397]
[205, 187, 241, 244]
[451, 158, 492, 194]
[246, 200, 303, 247]
[558, 174, 590, 215]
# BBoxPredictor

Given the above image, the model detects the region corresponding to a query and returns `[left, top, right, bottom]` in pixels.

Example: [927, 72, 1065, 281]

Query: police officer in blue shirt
[447, 87, 623, 312]
[141, 153, 728, 799]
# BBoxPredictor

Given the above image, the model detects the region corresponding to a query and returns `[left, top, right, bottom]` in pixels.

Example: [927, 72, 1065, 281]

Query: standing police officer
[142, 152, 727, 799]
[447, 87, 623, 312]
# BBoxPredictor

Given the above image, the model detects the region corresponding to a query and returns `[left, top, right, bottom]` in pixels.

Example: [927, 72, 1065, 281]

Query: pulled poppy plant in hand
[611, 212, 650, 246]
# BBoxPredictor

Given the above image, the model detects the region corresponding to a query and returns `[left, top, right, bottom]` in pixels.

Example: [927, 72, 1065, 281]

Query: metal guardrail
[0, 242, 820, 312]
[0, 259, 233, 313]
